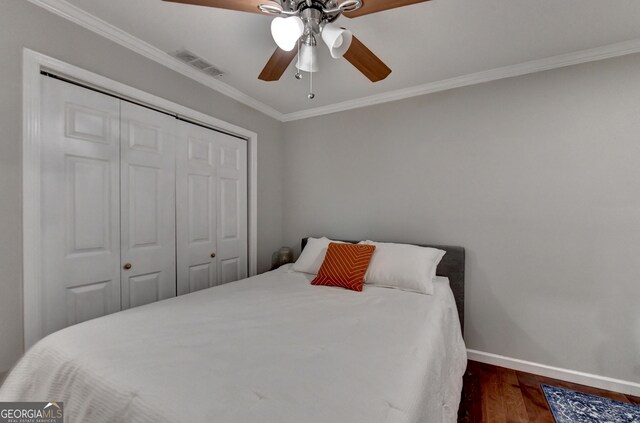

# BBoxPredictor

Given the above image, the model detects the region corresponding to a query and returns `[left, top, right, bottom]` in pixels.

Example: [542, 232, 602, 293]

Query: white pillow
[360, 241, 446, 295]
[292, 237, 347, 275]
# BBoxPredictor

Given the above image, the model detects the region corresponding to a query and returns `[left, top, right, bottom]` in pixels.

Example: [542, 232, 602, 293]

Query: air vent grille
[170, 48, 224, 78]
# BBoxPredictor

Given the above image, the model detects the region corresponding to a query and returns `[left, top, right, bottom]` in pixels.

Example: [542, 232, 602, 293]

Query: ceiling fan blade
[258, 48, 298, 81]
[162, 0, 279, 15]
[343, 36, 391, 82]
[343, 0, 430, 18]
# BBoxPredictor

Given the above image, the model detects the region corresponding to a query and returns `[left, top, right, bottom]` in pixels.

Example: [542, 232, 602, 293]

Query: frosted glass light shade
[271, 16, 304, 52]
[321, 23, 352, 58]
[296, 44, 319, 72]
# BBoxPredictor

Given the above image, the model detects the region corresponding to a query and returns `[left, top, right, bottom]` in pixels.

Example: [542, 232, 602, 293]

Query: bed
[0, 239, 467, 423]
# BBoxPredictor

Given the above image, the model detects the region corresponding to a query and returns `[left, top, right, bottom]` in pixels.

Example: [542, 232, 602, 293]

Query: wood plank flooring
[459, 361, 640, 422]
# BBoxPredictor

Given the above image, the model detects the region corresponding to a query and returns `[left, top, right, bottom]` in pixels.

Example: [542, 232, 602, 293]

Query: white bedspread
[0, 266, 467, 423]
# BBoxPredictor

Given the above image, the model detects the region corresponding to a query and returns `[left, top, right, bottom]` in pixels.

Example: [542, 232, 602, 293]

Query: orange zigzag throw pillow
[311, 243, 376, 292]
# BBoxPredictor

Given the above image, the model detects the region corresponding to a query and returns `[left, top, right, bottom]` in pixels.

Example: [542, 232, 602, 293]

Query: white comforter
[0, 266, 467, 423]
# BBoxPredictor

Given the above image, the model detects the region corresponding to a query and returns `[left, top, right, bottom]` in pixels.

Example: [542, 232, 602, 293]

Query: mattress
[0, 265, 467, 423]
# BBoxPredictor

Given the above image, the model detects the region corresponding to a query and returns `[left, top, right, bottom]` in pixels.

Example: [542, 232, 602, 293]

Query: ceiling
[61, 0, 640, 115]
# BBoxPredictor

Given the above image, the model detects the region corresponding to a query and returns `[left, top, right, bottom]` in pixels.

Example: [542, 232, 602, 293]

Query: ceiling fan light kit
[297, 42, 319, 72]
[165, 0, 429, 95]
[321, 22, 352, 58]
[271, 16, 304, 51]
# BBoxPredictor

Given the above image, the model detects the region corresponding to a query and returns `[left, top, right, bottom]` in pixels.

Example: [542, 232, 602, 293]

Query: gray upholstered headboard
[301, 238, 465, 336]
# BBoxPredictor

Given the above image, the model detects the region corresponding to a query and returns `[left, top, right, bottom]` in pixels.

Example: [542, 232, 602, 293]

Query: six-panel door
[176, 122, 248, 294]
[39, 75, 249, 340]
[120, 102, 177, 309]
[41, 77, 122, 337]
[176, 121, 219, 295]
[216, 133, 248, 284]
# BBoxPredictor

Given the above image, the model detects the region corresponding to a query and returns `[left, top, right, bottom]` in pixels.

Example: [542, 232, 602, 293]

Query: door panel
[176, 122, 218, 295]
[66, 281, 113, 326]
[188, 174, 212, 243]
[120, 102, 177, 309]
[128, 272, 161, 307]
[65, 104, 111, 144]
[129, 165, 160, 247]
[220, 178, 239, 240]
[41, 77, 121, 336]
[216, 133, 248, 284]
[220, 258, 240, 285]
[188, 263, 214, 292]
[65, 156, 111, 254]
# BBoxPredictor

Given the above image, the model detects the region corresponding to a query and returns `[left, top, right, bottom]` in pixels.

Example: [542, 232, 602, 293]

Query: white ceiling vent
[170, 48, 224, 78]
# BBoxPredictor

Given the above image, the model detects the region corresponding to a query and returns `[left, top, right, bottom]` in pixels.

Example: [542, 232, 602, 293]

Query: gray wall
[283, 54, 640, 383]
[2, 0, 639, 387]
[0, 1, 284, 372]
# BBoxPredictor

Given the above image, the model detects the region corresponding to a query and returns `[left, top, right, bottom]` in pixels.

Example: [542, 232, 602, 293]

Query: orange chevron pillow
[311, 243, 376, 292]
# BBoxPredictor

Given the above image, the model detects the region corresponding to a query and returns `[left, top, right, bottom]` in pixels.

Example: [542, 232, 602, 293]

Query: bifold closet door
[120, 102, 177, 309]
[176, 122, 218, 294]
[40, 77, 122, 337]
[38, 76, 247, 341]
[217, 133, 248, 284]
[176, 122, 248, 295]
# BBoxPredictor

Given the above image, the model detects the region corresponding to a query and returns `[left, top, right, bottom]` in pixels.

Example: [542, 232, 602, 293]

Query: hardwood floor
[459, 361, 640, 422]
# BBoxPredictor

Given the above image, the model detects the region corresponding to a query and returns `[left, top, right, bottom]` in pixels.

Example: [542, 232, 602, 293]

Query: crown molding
[281, 38, 640, 121]
[28, 0, 640, 123]
[27, 0, 286, 121]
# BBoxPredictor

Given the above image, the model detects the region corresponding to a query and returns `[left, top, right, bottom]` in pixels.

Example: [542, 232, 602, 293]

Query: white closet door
[216, 132, 248, 284]
[40, 77, 121, 336]
[176, 121, 218, 294]
[120, 102, 177, 309]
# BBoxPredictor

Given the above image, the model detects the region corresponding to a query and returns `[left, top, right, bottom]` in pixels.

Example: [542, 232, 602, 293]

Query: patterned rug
[542, 384, 640, 423]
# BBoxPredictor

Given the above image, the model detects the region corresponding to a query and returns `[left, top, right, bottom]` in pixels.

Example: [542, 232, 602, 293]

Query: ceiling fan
[164, 0, 428, 97]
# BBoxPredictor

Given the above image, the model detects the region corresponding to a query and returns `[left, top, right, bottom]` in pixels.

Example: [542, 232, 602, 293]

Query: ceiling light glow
[271, 16, 304, 52]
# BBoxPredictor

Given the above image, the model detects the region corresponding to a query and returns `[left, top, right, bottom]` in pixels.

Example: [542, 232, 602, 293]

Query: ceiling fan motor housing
[301, 8, 322, 41]
[280, 0, 361, 22]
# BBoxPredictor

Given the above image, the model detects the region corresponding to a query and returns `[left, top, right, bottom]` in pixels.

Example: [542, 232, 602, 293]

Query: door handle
[123, 263, 132, 270]
[210, 253, 216, 258]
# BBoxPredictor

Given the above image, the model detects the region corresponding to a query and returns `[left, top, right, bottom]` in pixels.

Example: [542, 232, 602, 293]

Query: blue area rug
[542, 384, 640, 423]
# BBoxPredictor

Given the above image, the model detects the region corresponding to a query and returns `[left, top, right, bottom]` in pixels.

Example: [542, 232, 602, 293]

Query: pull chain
[308, 50, 315, 100]
[295, 40, 302, 80]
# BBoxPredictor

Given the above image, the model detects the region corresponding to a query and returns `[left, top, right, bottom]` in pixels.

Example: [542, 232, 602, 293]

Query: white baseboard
[467, 349, 640, 397]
